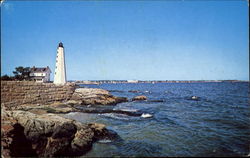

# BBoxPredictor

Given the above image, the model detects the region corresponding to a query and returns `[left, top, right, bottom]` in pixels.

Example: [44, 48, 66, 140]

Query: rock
[191, 96, 198, 100]
[70, 128, 94, 155]
[1, 108, 118, 157]
[113, 97, 128, 104]
[52, 122, 77, 139]
[1, 106, 17, 157]
[15, 103, 78, 114]
[74, 88, 110, 96]
[128, 90, 140, 93]
[188, 96, 200, 101]
[71, 88, 128, 105]
[66, 100, 82, 105]
[132, 95, 147, 101]
[87, 123, 120, 141]
[108, 90, 124, 93]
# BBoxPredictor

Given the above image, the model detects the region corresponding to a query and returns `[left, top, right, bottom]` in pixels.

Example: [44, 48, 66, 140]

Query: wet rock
[71, 88, 128, 105]
[15, 104, 78, 114]
[52, 122, 77, 139]
[128, 90, 140, 93]
[108, 90, 124, 93]
[1, 107, 118, 157]
[70, 127, 94, 155]
[88, 123, 120, 141]
[132, 95, 147, 101]
[188, 96, 200, 101]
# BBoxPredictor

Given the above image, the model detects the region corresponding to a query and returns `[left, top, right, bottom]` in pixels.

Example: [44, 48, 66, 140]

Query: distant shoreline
[71, 80, 249, 84]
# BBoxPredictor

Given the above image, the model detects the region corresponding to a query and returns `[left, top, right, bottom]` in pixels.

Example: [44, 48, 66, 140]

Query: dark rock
[88, 123, 121, 142]
[128, 90, 140, 93]
[1, 106, 37, 157]
[9, 124, 37, 157]
[1, 108, 118, 157]
[52, 122, 77, 139]
[114, 97, 128, 104]
[132, 95, 147, 101]
[188, 96, 200, 101]
[108, 90, 124, 93]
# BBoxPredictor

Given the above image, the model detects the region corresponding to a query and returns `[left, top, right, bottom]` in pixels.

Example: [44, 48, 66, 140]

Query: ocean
[63, 82, 249, 157]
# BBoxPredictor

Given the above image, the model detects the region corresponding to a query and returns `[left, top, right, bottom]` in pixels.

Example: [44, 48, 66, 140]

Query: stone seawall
[1, 81, 76, 108]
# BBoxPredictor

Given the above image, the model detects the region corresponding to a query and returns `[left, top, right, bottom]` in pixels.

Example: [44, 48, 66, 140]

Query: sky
[1, 0, 249, 81]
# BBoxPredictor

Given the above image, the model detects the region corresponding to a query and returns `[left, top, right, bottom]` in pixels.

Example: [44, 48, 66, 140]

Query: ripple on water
[74, 83, 249, 157]
[99, 113, 131, 120]
[116, 140, 164, 157]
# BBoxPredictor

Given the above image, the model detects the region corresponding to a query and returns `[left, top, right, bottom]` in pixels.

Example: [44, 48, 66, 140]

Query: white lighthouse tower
[54, 42, 67, 85]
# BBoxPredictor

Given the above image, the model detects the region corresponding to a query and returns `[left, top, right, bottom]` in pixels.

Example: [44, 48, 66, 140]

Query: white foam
[191, 96, 198, 100]
[100, 113, 129, 120]
[98, 139, 112, 143]
[141, 113, 153, 118]
[65, 112, 78, 116]
[119, 108, 138, 112]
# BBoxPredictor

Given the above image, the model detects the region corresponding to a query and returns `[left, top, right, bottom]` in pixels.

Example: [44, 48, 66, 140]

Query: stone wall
[1, 81, 76, 108]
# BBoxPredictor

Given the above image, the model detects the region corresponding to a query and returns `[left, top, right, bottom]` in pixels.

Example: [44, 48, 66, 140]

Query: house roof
[30, 66, 51, 73]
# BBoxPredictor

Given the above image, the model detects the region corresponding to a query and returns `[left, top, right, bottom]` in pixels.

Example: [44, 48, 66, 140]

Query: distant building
[127, 80, 138, 83]
[30, 66, 51, 82]
[54, 42, 67, 85]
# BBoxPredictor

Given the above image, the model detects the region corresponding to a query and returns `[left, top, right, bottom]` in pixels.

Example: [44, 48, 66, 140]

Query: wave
[98, 139, 112, 143]
[64, 112, 78, 116]
[141, 113, 153, 118]
[119, 108, 138, 112]
[99, 113, 130, 120]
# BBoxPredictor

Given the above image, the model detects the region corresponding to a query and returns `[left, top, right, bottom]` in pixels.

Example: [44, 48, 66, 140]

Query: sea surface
[63, 82, 249, 157]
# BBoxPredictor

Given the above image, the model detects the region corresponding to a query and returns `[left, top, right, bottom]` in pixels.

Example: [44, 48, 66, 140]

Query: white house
[30, 66, 51, 82]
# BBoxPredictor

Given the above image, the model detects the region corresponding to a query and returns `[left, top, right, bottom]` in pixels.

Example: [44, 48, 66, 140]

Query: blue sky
[1, 1, 249, 80]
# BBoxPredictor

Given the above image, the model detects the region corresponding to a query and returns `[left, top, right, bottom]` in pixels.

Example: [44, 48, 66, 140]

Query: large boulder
[1, 108, 118, 157]
[71, 88, 128, 105]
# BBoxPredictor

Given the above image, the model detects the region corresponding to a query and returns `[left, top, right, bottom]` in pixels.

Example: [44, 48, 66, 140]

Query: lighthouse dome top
[58, 42, 64, 48]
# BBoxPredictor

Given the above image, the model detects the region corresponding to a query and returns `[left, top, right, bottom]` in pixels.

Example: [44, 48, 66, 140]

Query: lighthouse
[54, 42, 67, 84]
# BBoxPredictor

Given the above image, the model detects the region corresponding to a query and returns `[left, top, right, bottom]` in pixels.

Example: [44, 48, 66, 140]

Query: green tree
[12, 66, 31, 80]
[1, 74, 13, 81]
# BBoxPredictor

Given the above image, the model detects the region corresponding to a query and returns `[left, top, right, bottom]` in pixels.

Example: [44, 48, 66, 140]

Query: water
[63, 82, 250, 157]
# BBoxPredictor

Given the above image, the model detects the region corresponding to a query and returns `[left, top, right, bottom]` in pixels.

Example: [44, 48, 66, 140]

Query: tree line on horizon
[1, 66, 32, 81]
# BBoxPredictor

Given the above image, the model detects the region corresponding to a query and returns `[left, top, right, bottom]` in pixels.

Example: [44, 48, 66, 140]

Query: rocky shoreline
[1, 107, 119, 157]
[1, 87, 128, 157]
[1, 86, 149, 157]
[1, 83, 161, 157]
